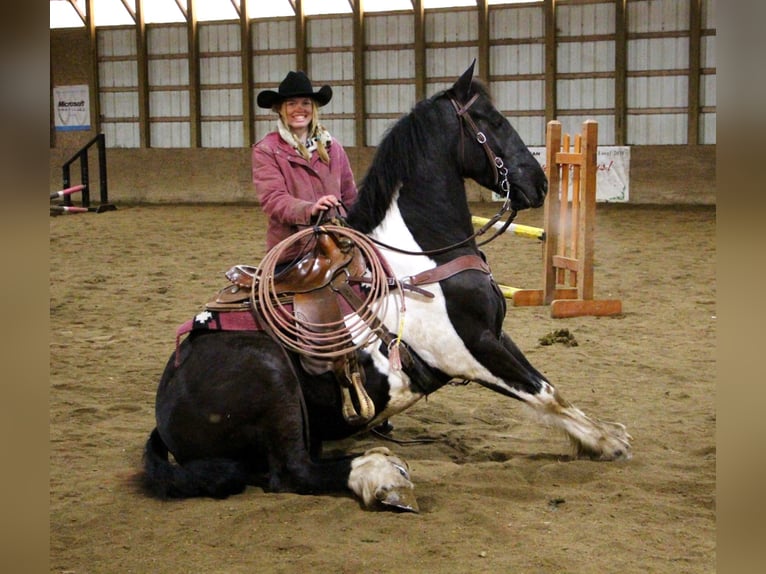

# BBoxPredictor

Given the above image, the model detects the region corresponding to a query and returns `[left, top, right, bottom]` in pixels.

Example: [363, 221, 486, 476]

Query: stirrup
[340, 365, 375, 426]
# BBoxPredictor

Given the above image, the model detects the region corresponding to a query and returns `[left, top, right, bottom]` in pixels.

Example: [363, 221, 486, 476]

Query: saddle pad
[176, 310, 261, 341]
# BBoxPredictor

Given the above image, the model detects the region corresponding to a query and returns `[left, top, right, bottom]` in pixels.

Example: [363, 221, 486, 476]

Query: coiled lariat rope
[252, 224, 400, 359]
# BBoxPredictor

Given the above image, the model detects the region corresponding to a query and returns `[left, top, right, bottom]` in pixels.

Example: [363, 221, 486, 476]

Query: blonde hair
[276, 100, 330, 164]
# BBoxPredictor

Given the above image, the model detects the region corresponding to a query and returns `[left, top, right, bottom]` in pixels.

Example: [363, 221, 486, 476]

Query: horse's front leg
[472, 331, 632, 461]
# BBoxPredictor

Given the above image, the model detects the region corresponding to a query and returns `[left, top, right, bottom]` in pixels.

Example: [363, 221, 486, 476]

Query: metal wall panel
[148, 59, 190, 86]
[557, 78, 613, 110]
[557, 1, 615, 35]
[558, 41, 615, 73]
[702, 0, 716, 28]
[627, 38, 689, 70]
[199, 23, 240, 52]
[147, 25, 190, 148]
[87, 3, 716, 150]
[365, 13, 418, 145]
[201, 89, 242, 116]
[308, 44, 355, 144]
[489, 5, 546, 146]
[628, 0, 690, 33]
[147, 25, 188, 55]
[490, 44, 544, 76]
[700, 74, 715, 108]
[366, 50, 416, 80]
[700, 113, 715, 144]
[366, 84, 416, 115]
[253, 53, 296, 86]
[427, 9, 478, 42]
[253, 19, 294, 50]
[151, 122, 191, 148]
[98, 28, 136, 57]
[426, 47, 479, 78]
[200, 56, 241, 85]
[426, 8, 478, 79]
[701, 35, 715, 69]
[555, 3, 616, 143]
[308, 17, 353, 48]
[201, 121, 244, 148]
[508, 116, 546, 147]
[559, 115, 616, 146]
[490, 5, 543, 39]
[628, 75, 687, 108]
[366, 13, 414, 45]
[308, 52, 354, 83]
[100, 90, 139, 118]
[149, 90, 189, 117]
[493, 79, 545, 112]
[98, 28, 140, 148]
[102, 123, 140, 148]
[628, 114, 687, 144]
[99, 60, 138, 88]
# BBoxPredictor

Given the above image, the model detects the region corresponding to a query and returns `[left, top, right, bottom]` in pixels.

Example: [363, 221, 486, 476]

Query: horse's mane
[347, 79, 492, 233]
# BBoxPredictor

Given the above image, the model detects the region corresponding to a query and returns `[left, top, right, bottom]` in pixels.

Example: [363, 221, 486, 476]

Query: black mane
[346, 80, 492, 234]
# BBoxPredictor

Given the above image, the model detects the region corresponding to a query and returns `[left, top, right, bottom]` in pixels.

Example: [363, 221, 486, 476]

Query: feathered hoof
[348, 447, 419, 513]
[576, 419, 633, 461]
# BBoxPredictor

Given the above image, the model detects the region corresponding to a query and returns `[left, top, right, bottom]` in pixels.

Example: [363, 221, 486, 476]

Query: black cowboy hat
[257, 71, 333, 109]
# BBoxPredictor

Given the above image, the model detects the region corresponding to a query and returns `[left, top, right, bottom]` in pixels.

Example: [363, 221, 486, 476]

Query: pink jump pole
[50, 184, 85, 200]
[50, 205, 89, 214]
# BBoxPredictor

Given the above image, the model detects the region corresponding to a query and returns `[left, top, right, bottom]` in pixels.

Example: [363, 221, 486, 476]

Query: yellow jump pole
[471, 216, 545, 241]
[497, 284, 521, 298]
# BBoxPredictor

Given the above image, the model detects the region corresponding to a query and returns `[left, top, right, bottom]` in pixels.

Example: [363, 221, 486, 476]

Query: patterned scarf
[277, 117, 332, 162]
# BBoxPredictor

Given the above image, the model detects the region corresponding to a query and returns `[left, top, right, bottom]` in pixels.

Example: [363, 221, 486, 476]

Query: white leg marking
[515, 382, 632, 460]
[347, 447, 418, 512]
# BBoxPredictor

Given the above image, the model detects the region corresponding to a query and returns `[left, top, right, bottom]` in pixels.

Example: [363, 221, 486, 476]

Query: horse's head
[446, 61, 548, 210]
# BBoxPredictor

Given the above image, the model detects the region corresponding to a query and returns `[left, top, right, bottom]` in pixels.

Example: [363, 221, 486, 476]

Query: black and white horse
[141, 63, 631, 511]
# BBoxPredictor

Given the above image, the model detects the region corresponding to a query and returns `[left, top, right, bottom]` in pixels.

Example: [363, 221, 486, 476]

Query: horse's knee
[348, 447, 418, 512]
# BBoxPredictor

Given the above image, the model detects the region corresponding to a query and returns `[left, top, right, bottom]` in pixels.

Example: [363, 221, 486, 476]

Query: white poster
[54, 85, 90, 131]
[494, 146, 630, 203]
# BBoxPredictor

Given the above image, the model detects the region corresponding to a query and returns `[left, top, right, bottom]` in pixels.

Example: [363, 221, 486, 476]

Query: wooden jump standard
[498, 120, 622, 319]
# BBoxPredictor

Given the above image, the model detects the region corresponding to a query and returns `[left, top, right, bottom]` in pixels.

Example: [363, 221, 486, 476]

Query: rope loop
[253, 225, 391, 359]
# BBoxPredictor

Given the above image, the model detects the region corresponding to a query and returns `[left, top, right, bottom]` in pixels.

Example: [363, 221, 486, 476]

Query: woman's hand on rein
[310, 195, 340, 217]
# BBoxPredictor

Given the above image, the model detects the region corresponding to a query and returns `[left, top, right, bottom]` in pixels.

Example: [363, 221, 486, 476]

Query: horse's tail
[141, 428, 248, 499]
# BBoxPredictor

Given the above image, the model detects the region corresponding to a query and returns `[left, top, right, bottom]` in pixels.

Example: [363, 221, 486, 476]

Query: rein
[365, 90, 518, 257]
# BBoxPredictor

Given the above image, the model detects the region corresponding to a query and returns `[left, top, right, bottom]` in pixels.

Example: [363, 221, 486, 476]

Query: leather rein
[366, 90, 518, 258]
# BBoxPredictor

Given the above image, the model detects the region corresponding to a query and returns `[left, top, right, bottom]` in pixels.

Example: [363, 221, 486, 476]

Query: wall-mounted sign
[53, 85, 90, 131]
[493, 146, 631, 203]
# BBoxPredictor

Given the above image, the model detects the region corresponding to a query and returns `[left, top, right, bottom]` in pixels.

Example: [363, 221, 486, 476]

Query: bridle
[366, 89, 519, 257]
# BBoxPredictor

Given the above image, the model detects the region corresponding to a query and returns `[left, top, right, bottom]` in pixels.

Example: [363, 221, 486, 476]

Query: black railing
[61, 133, 116, 213]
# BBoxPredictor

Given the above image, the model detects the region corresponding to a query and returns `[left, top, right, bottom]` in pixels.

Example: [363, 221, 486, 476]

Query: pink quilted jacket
[252, 132, 358, 263]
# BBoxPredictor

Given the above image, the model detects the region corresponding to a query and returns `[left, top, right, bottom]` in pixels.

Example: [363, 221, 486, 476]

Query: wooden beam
[119, 0, 136, 21]
[614, 0, 627, 145]
[477, 0, 490, 83]
[295, 0, 307, 72]
[174, 0, 188, 20]
[352, 0, 367, 147]
[187, 0, 201, 147]
[688, 0, 702, 145]
[544, 0, 557, 123]
[67, 0, 86, 24]
[85, 0, 101, 135]
[135, 0, 150, 147]
[240, 0, 254, 146]
[413, 0, 426, 101]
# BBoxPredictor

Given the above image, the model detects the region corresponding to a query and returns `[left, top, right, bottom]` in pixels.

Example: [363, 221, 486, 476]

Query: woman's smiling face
[283, 97, 313, 136]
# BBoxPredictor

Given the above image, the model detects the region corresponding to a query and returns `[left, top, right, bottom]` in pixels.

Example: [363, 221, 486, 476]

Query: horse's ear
[452, 59, 476, 100]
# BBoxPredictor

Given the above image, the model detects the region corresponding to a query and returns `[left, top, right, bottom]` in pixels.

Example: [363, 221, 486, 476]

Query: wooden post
[511, 120, 622, 318]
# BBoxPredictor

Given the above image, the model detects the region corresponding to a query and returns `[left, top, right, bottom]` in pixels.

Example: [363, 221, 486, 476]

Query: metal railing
[61, 133, 115, 212]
